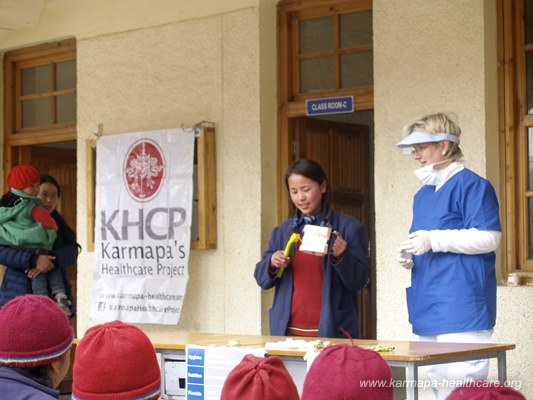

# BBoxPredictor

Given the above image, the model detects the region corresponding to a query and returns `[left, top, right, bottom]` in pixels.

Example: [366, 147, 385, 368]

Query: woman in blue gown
[396, 112, 502, 400]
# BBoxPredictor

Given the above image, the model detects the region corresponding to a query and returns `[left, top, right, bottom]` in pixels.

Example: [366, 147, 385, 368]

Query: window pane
[340, 10, 373, 48]
[529, 198, 533, 258]
[300, 56, 335, 93]
[22, 98, 52, 128]
[526, 0, 533, 44]
[527, 52, 533, 111]
[55, 60, 76, 90]
[21, 65, 51, 95]
[300, 16, 334, 54]
[529, 127, 533, 257]
[56, 93, 76, 123]
[529, 127, 533, 190]
[341, 51, 373, 87]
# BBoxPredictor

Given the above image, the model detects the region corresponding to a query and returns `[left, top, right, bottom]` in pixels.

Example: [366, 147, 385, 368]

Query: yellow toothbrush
[277, 232, 300, 278]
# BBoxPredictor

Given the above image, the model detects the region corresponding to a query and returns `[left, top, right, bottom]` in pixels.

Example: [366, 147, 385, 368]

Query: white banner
[91, 128, 194, 324]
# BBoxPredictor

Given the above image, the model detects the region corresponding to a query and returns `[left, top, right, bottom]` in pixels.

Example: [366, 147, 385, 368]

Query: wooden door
[18, 146, 77, 229]
[16, 146, 77, 314]
[293, 117, 373, 339]
[9, 144, 77, 393]
[18, 144, 78, 308]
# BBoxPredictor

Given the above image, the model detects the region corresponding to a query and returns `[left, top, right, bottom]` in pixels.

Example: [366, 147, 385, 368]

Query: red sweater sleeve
[32, 206, 58, 230]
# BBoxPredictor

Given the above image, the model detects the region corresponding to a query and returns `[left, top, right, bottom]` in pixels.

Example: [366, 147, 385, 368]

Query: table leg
[497, 352, 507, 383]
[405, 363, 418, 400]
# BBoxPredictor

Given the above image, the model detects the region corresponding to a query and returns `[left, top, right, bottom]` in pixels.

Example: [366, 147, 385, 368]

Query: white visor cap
[396, 131, 460, 148]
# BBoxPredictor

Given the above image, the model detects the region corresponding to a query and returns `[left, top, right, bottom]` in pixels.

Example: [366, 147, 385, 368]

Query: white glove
[400, 230, 431, 256]
[397, 248, 414, 270]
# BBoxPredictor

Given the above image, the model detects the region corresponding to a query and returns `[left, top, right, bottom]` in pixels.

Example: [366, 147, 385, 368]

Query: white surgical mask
[415, 160, 449, 186]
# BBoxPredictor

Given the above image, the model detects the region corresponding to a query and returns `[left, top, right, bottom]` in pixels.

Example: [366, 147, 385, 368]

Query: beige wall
[0, 0, 258, 49]
[1, 0, 532, 398]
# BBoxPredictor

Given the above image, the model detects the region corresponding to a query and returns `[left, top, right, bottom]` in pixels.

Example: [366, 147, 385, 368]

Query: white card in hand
[299, 225, 331, 256]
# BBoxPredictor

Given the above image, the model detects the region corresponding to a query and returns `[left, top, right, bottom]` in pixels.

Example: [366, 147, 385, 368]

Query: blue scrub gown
[406, 168, 501, 336]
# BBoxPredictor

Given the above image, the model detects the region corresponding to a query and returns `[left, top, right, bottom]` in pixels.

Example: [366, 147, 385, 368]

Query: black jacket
[0, 210, 80, 314]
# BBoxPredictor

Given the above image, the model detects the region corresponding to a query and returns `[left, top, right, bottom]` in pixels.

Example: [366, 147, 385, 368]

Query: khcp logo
[123, 139, 165, 202]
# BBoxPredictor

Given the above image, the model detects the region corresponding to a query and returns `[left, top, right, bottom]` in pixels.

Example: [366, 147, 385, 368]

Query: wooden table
[152, 332, 515, 400]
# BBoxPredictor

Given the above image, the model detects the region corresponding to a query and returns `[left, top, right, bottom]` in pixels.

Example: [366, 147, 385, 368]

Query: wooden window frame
[278, 0, 373, 103]
[498, 0, 533, 280]
[191, 126, 217, 250]
[3, 38, 77, 154]
[86, 126, 216, 251]
[288, 1, 372, 101]
[86, 140, 97, 252]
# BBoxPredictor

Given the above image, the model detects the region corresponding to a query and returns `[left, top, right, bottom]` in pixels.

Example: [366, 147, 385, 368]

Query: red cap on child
[72, 320, 161, 400]
[221, 354, 300, 400]
[447, 381, 526, 399]
[302, 344, 393, 400]
[0, 295, 73, 368]
[6, 164, 40, 193]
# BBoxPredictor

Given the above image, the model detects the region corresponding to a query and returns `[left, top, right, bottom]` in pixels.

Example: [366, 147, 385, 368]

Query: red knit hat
[447, 381, 526, 399]
[0, 294, 73, 367]
[6, 164, 40, 192]
[72, 320, 161, 400]
[221, 354, 300, 400]
[301, 344, 393, 400]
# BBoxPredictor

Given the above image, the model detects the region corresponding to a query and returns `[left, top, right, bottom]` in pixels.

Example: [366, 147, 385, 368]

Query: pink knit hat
[447, 381, 526, 399]
[301, 344, 393, 400]
[0, 294, 73, 367]
[72, 320, 161, 400]
[221, 354, 300, 400]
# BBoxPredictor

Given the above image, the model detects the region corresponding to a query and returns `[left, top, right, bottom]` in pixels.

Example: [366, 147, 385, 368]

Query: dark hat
[0, 294, 73, 367]
[302, 344, 393, 400]
[72, 320, 161, 400]
[221, 354, 300, 400]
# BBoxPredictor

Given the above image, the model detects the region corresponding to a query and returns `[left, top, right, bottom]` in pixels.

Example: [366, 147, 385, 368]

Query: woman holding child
[0, 169, 80, 316]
